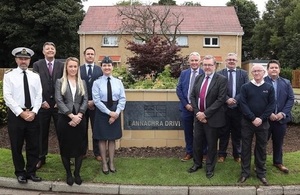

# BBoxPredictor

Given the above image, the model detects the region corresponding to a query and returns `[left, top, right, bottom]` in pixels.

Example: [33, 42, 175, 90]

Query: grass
[1, 148, 300, 186]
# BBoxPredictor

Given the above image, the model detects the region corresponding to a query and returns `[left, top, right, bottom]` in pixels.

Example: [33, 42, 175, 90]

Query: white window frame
[102, 36, 118, 46]
[203, 37, 219, 47]
[133, 37, 145, 44]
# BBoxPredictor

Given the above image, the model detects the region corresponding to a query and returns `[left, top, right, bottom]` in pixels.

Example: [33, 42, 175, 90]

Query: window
[133, 37, 145, 44]
[169, 36, 188, 46]
[203, 37, 219, 47]
[175, 36, 188, 46]
[102, 36, 118, 46]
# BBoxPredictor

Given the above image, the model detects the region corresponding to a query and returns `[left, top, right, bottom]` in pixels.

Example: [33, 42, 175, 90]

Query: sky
[82, 0, 267, 14]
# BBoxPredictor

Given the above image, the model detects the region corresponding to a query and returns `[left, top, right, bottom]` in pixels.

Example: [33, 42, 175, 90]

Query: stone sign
[123, 101, 183, 130]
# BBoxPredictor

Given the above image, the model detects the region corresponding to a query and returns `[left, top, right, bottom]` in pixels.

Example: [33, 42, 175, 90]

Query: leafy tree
[116, 0, 142, 6]
[0, 0, 84, 67]
[126, 35, 181, 79]
[226, 0, 259, 61]
[158, 0, 176, 5]
[251, 0, 300, 68]
[182, 1, 202, 6]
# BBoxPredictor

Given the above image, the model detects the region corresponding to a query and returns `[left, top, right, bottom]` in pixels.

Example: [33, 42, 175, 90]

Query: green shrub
[112, 66, 135, 89]
[291, 101, 300, 124]
[280, 67, 293, 81]
[0, 81, 8, 125]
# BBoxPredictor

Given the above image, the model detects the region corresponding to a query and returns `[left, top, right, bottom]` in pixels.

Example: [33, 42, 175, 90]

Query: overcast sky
[82, 0, 267, 14]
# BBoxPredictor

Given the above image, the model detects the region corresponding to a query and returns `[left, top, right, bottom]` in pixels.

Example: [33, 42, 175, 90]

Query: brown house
[78, 6, 244, 69]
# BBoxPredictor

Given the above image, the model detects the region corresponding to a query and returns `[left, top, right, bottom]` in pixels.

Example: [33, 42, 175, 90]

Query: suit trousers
[193, 120, 218, 173]
[84, 108, 100, 156]
[38, 105, 58, 160]
[7, 110, 39, 177]
[241, 118, 269, 178]
[218, 107, 242, 158]
[268, 121, 287, 165]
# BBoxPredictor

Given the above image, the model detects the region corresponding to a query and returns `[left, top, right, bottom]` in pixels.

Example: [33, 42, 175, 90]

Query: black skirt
[93, 102, 122, 141]
[57, 114, 86, 158]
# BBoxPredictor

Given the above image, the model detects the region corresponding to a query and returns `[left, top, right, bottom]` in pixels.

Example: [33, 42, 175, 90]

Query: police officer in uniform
[3, 47, 43, 183]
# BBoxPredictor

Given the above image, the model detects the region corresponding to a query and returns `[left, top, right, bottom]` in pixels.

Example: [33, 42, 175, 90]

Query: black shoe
[237, 176, 248, 183]
[258, 177, 269, 186]
[74, 175, 82, 185]
[27, 175, 42, 182]
[17, 176, 27, 184]
[206, 171, 214, 179]
[187, 164, 202, 173]
[36, 159, 46, 169]
[66, 175, 74, 186]
[102, 169, 109, 175]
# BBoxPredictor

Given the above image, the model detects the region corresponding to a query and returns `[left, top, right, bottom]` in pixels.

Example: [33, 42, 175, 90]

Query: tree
[182, 1, 201, 6]
[126, 35, 181, 78]
[158, 0, 176, 5]
[251, 0, 299, 67]
[226, 0, 259, 61]
[116, 0, 142, 6]
[0, 0, 84, 67]
[118, 5, 184, 78]
[118, 5, 184, 43]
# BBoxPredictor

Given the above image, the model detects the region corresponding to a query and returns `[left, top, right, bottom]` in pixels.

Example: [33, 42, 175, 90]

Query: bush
[280, 67, 293, 81]
[0, 81, 8, 125]
[291, 101, 300, 124]
[112, 66, 135, 89]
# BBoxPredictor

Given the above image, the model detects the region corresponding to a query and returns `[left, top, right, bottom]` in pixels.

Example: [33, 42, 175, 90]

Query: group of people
[3, 44, 126, 186]
[177, 52, 294, 185]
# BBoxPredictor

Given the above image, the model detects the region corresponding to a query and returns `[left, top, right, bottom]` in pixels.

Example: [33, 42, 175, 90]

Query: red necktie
[199, 76, 209, 112]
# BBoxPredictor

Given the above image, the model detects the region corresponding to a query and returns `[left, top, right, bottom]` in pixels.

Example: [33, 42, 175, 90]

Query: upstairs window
[102, 36, 118, 46]
[203, 37, 219, 47]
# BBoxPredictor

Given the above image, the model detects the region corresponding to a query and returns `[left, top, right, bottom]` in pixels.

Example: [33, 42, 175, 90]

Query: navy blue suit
[176, 68, 205, 156]
[264, 76, 294, 164]
[217, 68, 249, 159]
[80, 64, 103, 156]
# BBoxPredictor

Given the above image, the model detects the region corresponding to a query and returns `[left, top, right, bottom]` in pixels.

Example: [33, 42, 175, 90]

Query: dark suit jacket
[80, 64, 103, 100]
[190, 73, 227, 128]
[33, 59, 64, 105]
[176, 68, 204, 112]
[264, 76, 294, 124]
[55, 79, 88, 115]
[217, 68, 249, 103]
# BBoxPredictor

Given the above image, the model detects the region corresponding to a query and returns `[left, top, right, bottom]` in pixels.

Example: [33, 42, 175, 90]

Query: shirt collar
[251, 79, 265, 86]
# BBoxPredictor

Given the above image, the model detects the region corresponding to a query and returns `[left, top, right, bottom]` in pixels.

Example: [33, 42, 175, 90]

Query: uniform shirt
[92, 75, 126, 115]
[3, 67, 42, 116]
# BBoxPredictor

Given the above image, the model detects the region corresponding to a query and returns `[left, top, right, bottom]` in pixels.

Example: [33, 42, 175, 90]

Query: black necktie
[228, 70, 234, 98]
[88, 64, 92, 79]
[23, 70, 31, 109]
[107, 77, 113, 108]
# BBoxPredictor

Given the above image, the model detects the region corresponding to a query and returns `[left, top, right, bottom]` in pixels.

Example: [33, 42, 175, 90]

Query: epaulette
[4, 69, 13, 74]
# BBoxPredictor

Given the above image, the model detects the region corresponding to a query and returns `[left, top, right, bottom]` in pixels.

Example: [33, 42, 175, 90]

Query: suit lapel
[236, 69, 241, 88]
[42, 60, 50, 79]
[206, 74, 217, 95]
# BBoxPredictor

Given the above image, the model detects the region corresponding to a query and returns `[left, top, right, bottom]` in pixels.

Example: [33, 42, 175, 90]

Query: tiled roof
[78, 6, 244, 35]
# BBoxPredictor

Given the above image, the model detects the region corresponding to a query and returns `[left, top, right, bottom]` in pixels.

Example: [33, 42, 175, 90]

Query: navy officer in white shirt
[3, 47, 43, 184]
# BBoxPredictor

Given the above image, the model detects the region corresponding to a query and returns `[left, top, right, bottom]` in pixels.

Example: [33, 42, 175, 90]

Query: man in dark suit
[80, 47, 103, 161]
[33, 42, 64, 169]
[176, 52, 205, 162]
[188, 55, 227, 179]
[264, 60, 294, 174]
[217, 53, 249, 163]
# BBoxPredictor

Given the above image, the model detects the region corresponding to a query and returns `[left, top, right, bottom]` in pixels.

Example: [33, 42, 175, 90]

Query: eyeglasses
[202, 64, 214, 67]
[251, 70, 264, 73]
[226, 59, 237, 62]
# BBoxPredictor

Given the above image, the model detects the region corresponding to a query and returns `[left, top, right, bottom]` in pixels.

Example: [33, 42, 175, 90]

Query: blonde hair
[61, 57, 85, 96]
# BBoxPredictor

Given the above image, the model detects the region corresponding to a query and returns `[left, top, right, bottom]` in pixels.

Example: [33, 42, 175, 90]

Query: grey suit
[190, 73, 227, 174]
[55, 79, 88, 115]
